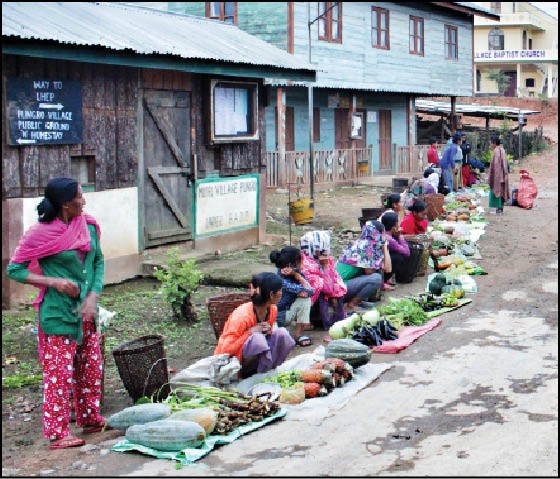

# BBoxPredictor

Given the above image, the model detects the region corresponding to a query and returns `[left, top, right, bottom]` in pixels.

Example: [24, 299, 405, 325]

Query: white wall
[22, 187, 139, 259]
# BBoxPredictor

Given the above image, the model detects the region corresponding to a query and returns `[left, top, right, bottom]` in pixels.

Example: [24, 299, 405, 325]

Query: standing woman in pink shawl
[488, 136, 510, 214]
[6, 177, 105, 450]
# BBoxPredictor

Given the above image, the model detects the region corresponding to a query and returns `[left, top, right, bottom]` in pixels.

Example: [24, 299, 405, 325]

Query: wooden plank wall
[1, 55, 139, 198]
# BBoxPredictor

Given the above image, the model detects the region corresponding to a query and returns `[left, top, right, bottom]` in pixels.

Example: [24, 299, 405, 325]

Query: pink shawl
[301, 253, 347, 304]
[10, 213, 100, 310]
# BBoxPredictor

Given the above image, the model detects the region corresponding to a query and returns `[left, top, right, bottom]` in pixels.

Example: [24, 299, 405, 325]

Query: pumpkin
[126, 419, 206, 451]
[169, 408, 218, 435]
[325, 339, 371, 368]
[107, 403, 171, 430]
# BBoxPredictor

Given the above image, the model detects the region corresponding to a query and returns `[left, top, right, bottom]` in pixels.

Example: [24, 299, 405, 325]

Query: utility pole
[518, 109, 524, 160]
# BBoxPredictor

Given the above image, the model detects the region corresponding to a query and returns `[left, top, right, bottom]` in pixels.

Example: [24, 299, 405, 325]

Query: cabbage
[361, 309, 380, 326]
[328, 316, 356, 340]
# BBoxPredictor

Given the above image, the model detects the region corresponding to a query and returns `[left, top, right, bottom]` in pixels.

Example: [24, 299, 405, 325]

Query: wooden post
[277, 87, 286, 187]
[450, 96, 457, 132]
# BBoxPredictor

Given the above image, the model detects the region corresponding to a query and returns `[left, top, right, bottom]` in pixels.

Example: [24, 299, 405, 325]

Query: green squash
[107, 403, 171, 430]
[325, 339, 371, 368]
[126, 419, 206, 451]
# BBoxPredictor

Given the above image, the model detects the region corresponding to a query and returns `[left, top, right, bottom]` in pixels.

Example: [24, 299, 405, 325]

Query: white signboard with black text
[194, 174, 259, 238]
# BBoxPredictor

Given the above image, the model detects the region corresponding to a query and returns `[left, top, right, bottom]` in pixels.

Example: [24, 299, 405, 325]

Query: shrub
[153, 248, 203, 322]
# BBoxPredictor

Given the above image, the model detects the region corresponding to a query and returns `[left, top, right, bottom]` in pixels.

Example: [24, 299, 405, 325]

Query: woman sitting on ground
[214, 272, 295, 378]
[380, 212, 411, 284]
[379, 193, 402, 220]
[270, 246, 314, 347]
[410, 171, 435, 196]
[299, 231, 347, 331]
[400, 199, 429, 235]
[336, 221, 393, 313]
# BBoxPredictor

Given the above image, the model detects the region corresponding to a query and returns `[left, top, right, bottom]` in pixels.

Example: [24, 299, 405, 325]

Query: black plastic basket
[112, 335, 170, 403]
[396, 242, 424, 283]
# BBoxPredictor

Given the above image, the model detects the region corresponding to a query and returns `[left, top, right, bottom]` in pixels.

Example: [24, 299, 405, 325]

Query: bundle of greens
[376, 298, 429, 327]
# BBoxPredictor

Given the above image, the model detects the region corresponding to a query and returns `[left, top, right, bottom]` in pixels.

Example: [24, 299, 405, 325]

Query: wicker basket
[425, 193, 445, 222]
[206, 292, 251, 340]
[403, 234, 434, 277]
[112, 335, 170, 403]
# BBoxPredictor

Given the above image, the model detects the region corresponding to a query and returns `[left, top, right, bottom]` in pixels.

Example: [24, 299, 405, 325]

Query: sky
[529, 2, 558, 19]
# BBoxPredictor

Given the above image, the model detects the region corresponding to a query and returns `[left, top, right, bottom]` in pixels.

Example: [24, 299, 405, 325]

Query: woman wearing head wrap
[400, 199, 429, 235]
[299, 231, 347, 331]
[335, 221, 392, 312]
[381, 212, 411, 284]
[6, 178, 105, 449]
[215, 272, 295, 377]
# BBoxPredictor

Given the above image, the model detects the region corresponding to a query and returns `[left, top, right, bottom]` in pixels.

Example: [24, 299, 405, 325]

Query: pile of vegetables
[107, 382, 283, 448]
[263, 358, 354, 399]
[407, 292, 459, 310]
[375, 298, 429, 327]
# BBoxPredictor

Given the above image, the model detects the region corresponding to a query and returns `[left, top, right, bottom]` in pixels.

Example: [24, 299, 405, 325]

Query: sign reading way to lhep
[6, 77, 83, 145]
[195, 175, 259, 238]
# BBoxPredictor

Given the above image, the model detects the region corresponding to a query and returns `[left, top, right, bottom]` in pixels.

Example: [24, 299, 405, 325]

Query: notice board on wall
[6, 77, 83, 145]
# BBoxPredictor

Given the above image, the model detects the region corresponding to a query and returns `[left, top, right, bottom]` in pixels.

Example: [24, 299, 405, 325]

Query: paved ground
[105, 146, 559, 477]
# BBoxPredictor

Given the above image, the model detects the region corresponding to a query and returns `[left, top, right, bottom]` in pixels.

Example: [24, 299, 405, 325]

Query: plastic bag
[517, 170, 538, 209]
[209, 354, 241, 386]
[279, 382, 305, 404]
[170, 354, 239, 387]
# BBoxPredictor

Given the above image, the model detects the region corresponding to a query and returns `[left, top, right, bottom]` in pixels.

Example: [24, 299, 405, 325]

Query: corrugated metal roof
[452, 2, 500, 18]
[2, 2, 315, 73]
[416, 99, 540, 119]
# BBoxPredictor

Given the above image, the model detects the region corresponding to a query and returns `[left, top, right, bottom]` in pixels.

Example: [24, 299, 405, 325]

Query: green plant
[153, 248, 203, 322]
[486, 69, 511, 95]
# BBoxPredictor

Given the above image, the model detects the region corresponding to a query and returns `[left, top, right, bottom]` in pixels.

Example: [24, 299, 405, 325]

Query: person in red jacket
[427, 137, 440, 167]
[400, 199, 429, 235]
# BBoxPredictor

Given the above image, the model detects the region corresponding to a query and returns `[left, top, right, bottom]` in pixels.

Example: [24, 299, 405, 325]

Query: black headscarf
[37, 177, 79, 223]
[384, 193, 401, 209]
[381, 211, 399, 231]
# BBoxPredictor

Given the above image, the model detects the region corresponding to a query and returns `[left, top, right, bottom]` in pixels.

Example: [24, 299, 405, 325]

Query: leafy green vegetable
[376, 298, 429, 326]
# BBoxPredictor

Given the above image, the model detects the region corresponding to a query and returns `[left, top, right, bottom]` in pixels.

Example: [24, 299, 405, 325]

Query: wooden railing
[265, 148, 372, 188]
[395, 145, 446, 174]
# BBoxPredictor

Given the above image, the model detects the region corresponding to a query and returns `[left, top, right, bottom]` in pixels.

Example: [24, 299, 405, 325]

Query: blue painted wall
[266, 87, 409, 171]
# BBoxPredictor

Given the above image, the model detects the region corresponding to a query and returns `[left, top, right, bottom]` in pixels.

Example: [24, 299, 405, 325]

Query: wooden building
[1, 2, 315, 308]
[167, 2, 500, 186]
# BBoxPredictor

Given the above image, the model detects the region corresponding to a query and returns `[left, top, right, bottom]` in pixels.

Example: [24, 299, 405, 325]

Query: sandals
[82, 419, 107, 434]
[295, 335, 313, 347]
[49, 435, 85, 450]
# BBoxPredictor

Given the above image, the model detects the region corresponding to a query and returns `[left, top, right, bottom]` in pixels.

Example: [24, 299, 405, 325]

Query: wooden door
[142, 90, 192, 248]
[379, 110, 392, 170]
[355, 108, 367, 149]
[504, 71, 517, 97]
[334, 108, 350, 149]
[285, 107, 295, 152]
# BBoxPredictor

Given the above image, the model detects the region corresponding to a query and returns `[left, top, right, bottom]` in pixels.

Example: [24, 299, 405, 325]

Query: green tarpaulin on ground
[111, 408, 286, 466]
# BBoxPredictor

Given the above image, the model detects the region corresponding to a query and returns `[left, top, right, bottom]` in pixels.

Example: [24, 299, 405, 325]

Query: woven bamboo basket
[424, 193, 445, 221]
[112, 335, 170, 403]
[206, 292, 252, 340]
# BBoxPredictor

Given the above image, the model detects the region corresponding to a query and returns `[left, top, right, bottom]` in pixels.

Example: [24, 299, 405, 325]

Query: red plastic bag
[517, 170, 538, 209]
